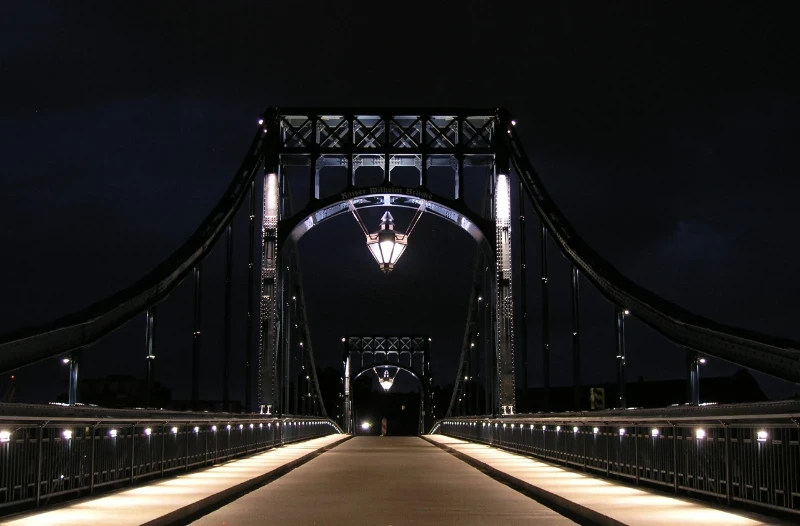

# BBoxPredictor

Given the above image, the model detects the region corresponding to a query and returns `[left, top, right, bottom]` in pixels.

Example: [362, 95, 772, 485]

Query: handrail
[499, 109, 800, 384]
[0, 122, 270, 373]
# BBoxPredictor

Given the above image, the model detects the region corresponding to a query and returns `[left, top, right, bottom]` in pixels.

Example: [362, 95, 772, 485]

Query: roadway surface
[191, 436, 575, 525]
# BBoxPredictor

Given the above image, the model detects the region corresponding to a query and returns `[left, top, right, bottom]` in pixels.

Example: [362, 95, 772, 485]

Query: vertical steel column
[191, 263, 202, 411]
[571, 266, 581, 410]
[518, 181, 529, 411]
[541, 225, 550, 411]
[483, 264, 494, 416]
[615, 308, 627, 408]
[258, 112, 280, 414]
[310, 153, 319, 202]
[223, 225, 233, 412]
[495, 138, 516, 415]
[144, 307, 156, 407]
[283, 262, 292, 415]
[687, 350, 700, 405]
[420, 153, 428, 188]
[246, 179, 256, 412]
[68, 349, 79, 405]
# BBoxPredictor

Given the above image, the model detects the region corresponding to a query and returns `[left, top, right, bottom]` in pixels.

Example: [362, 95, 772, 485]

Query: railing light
[0, 431, 10, 443]
[250, 423, 254, 429]
[109, 429, 117, 438]
[619, 428, 626, 436]
[757, 430, 768, 442]
[171, 427, 178, 434]
[695, 429, 706, 439]
[227, 425, 231, 431]
[144, 428, 152, 436]
[651, 428, 659, 437]
[193, 426, 199, 433]
[556, 426, 561, 432]
[239, 424, 244, 430]
[212, 425, 217, 432]
[573, 426, 579, 433]
[63, 430, 73, 440]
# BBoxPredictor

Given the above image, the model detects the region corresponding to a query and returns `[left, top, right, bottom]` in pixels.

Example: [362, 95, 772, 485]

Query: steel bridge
[0, 107, 798, 523]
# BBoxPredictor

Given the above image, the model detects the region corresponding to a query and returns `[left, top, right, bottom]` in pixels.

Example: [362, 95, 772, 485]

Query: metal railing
[0, 404, 341, 512]
[433, 401, 800, 516]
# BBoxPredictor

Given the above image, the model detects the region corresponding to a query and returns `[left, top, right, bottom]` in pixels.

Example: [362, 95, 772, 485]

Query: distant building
[517, 369, 769, 413]
[68, 375, 172, 408]
[168, 399, 243, 413]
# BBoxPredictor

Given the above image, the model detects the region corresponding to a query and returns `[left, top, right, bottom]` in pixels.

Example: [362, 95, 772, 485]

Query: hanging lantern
[348, 200, 425, 274]
[366, 212, 407, 274]
[374, 367, 398, 392]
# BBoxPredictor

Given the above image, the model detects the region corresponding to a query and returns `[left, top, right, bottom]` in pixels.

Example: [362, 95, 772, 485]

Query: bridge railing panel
[433, 404, 800, 517]
[0, 415, 340, 513]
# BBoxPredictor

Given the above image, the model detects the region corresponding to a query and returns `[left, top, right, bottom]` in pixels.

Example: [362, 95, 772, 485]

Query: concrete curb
[422, 435, 624, 526]
[145, 434, 352, 526]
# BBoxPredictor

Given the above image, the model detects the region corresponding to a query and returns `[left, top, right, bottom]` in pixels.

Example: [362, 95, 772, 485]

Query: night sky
[1, 2, 798, 406]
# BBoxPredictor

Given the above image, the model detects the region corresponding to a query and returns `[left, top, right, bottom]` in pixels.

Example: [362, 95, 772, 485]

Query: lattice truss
[279, 115, 494, 150]
[346, 336, 427, 370]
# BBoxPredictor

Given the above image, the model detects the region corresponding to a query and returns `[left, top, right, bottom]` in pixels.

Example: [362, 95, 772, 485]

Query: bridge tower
[256, 108, 517, 417]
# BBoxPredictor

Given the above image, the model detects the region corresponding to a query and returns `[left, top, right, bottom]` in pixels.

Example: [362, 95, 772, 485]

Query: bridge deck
[191, 436, 575, 525]
[2, 435, 787, 525]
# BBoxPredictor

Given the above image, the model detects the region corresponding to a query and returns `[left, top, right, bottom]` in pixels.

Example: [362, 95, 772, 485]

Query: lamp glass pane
[368, 242, 383, 263]
[390, 243, 406, 264]
[379, 239, 394, 263]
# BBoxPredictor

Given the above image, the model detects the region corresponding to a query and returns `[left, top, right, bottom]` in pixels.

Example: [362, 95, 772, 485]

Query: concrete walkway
[190, 436, 576, 525]
[0, 434, 347, 526]
[425, 434, 784, 526]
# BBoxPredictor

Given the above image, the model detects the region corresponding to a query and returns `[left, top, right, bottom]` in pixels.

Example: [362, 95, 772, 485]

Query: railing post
[130, 425, 135, 484]
[89, 425, 96, 494]
[634, 425, 639, 485]
[582, 428, 587, 471]
[35, 426, 43, 507]
[724, 423, 731, 506]
[160, 425, 166, 478]
[185, 428, 189, 472]
[673, 424, 679, 494]
[605, 426, 610, 477]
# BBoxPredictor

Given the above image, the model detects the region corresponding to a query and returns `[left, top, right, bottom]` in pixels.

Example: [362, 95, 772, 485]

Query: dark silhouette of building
[518, 369, 769, 413]
[64, 374, 172, 408]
